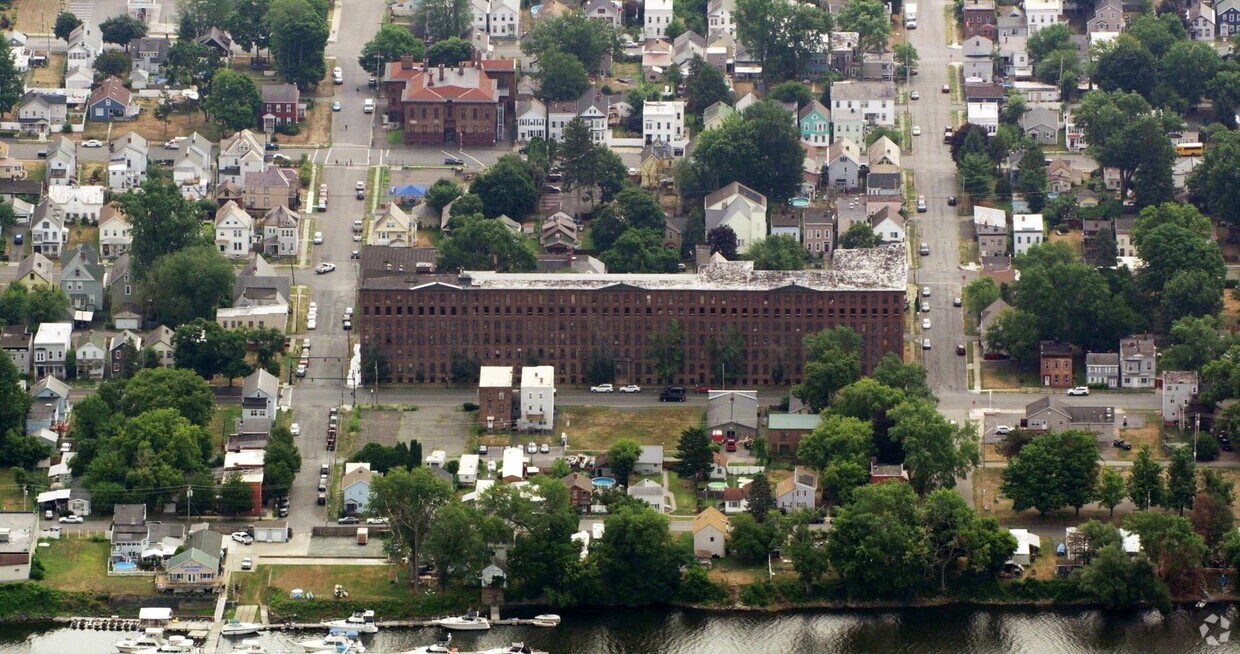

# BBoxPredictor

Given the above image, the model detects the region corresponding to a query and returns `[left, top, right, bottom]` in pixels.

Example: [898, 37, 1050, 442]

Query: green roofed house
[156, 526, 223, 594]
[767, 413, 823, 456]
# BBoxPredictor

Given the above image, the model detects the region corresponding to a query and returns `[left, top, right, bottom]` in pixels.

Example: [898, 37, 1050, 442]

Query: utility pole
[185, 485, 193, 523]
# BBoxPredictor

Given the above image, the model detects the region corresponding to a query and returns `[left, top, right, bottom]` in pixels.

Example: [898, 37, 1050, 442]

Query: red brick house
[870, 458, 908, 484]
[1040, 340, 1073, 389]
[383, 57, 503, 146]
[562, 472, 593, 513]
[478, 366, 514, 431]
[261, 83, 304, 130]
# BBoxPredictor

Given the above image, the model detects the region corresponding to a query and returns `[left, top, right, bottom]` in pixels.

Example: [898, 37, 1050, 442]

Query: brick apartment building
[358, 248, 907, 386]
[382, 56, 516, 147]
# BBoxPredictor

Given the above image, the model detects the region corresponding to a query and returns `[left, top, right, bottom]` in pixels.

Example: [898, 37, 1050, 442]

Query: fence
[727, 465, 765, 475]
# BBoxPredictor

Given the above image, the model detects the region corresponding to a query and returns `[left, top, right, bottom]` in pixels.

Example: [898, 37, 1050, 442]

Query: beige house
[369, 204, 415, 247]
[692, 506, 729, 559]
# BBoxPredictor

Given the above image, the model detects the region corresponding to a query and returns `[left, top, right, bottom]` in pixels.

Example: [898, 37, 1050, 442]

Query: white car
[356, 181, 365, 192]
[241, 557, 253, 570]
[231, 532, 254, 545]
[921, 318, 931, 330]
[58, 515, 83, 524]
[922, 338, 932, 350]
[307, 318, 317, 330]
[290, 423, 300, 436]
[922, 286, 930, 297]
[995, 425, 1012, 435]
[590, 383, 614, 393]
[353, 233, 362, 242]
[487, 460, 497, 473]
[910, 90, 920, 100]
[365, 517, 388, 525]
[313, 232, 324, 244]
[540, 443, 549, 454]
[309, 302, 318, 312]
[619, 384, 642, 393]
[921, 302, 930, 313]
[1067, 386, 1090, 396]
[912, 125, 921, 136]
[82, 139, 103, 148]
[315, 262, 337, 274]
[526, 441, 537, 454]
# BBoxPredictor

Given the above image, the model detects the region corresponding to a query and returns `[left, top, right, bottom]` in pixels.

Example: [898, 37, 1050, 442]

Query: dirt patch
[1049, 229, 1083, 258]
[355, 405, 474, 460]
[83, 100, 222, 143]
[66, 224, 97, 251]
[1116, 416, 1162, 459]
[28, 54, 64, 88]
[555, 405, 704, 452]
[10, 0, 65, 35]
[1225, 292, 1240, 332]
[981, 360, 1037, 389]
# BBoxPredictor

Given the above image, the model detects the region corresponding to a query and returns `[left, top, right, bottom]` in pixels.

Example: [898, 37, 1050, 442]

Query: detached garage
[254, 522, 290, 543]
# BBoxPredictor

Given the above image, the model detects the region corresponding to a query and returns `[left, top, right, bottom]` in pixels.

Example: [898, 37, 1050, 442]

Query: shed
[1008, 528, 1041, 565]
[253, 523, 289, 543]
[501, 447, 525, 483]
[138, 608, 173, 626]
[458, 454, 480, 486]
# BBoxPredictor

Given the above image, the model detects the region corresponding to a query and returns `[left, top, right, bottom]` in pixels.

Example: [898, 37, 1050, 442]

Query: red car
[693, 385, 711, 394]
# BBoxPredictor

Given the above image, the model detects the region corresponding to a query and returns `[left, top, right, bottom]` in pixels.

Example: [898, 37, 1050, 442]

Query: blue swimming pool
[592, 477, 616, 488]
[112, 562, 137, 572]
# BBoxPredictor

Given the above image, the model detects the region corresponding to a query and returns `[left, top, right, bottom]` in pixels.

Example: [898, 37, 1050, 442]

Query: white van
[363, 98, 374, 114]
[333, 67, 344, 84]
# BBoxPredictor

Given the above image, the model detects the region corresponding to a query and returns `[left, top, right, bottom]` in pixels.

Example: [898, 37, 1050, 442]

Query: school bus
[1175, 142, 1204, 157]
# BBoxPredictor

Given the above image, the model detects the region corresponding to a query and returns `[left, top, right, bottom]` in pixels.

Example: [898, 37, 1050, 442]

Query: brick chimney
[438, 64, 445, 81]
[400, 54, 414, 70]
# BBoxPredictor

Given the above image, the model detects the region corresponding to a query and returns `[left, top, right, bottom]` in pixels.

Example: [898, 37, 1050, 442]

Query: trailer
[904, 2, 917, 29]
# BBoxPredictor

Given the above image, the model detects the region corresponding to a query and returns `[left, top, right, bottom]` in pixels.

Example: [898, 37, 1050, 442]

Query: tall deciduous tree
[266, 0, 329, 90]
[1001, 431, 1099, 514]
[888, 400, 980, 495]
[747, 234, 806, 270]
[796, 414, 873, 504]
[839, 223, 882, 249]
[0, 354, 30, 439]
[649, 320, 686, 383]
[837, 0, 889, 56]
[115, 177, 207, 276]
[0, 38, 22, 116]
[424, 503, 493, 589]
[1016, 146, 1048, 212]
[1097, 468, 1127, 517]
[1165, 446, 1197, 514]
[144, 246, 236, 325]
[689, 100, 805, 204]
[220, 472, 255, 515]
[54, 12, 83, 42]
[736, 0, 831, 81]
[469, 155, 538, 219]
[230, 0, 273, 57]
[607, 439, 642, 486]
[520, 13, 619, 73]
[683, 54, 733, 116]
[359, 23, 426, 75]
[593, 506, 684, 605]
[1093, 35, 1157, 99]
[427, 37, 473, 67]
[369, 466, 455, 591]
[828, 482, 926, 599]
[962, 276, 1001, 318]
[418, 0, 470, 41]
[706, 225, 739, 259]
[1128, 445, 1165, 510]
[205, 68, 262, 130]
[120, 367, 216, 427]
[536, 49, 589, 103]
[436, 214, 537, 273]
[100, 15, 148, 48]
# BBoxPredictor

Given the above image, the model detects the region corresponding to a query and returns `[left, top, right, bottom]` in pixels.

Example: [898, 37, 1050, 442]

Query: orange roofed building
[383, 56, 516, 147]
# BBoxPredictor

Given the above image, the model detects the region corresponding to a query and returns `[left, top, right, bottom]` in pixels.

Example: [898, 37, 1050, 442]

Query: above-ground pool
[112, 562, 137, 571]
[789, 196, 810, 207]
[592, 477, 616, 489]
[706, 482, 727, 492]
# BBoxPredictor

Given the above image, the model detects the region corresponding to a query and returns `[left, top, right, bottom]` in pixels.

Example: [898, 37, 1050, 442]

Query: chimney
[401, 54, 414, 70]
[458, 63, 465, 75]
[439, 64, 445, 81]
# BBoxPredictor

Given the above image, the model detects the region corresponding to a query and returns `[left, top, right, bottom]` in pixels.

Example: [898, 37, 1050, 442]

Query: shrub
[740, 581, 770, 607]
[462, 402, 478, 411]
[676, 565, 729, 604]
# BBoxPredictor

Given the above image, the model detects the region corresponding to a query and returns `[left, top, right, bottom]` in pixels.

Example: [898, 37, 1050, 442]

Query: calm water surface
[0, 605, 1237, 654]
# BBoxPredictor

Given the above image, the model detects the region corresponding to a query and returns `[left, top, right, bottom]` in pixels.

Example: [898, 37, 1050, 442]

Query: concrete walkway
[661, 469, 675, 513]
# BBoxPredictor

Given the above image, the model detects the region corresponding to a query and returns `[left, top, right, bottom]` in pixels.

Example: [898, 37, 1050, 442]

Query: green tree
[427, 37, 474, 67]
[425, 179, 462, 213]
[1165, 446, 1197, 514]
[1002, 431, 1099, 514]
[1076, 545, 1171, 611]
[684, 55, 733, 116]
[469, 155, 538, 219]
[736, 0, 831, 81]
[1097, 467, 1127, 517]
[1016, 146, 1048, 212]
[447, 193, 484, 220]
[1188, 130, 1240, 227]
[436, 214, 537, 273]
[369, 466, 455, 590]
[54, 12, 83, 42]
[960, 152, 994, 198]
[785, 522, 829, 592]
[115, 177, 207, 277]
[1094, 35, 1157, 99]
[230, 0, 273, 58]
[747, 234, 806, 270]
[359, 23, 425, 75]
[536, 48, 590, 102]
[837, 0, 890, 56]
[688, 100, 806, 204]
[962, 276, 1001, 318]
[872, 353, 934, 401]
[792, 333, 861, 413]
[888, 400, 980, 495]
[266, 0, 329, 90]
[607, 439, 642, 486]
[219, 472, 255, 515]
[746, 473, 775, 520]
[0, 38, 21, 116]
[143, 246, 235, 325]
[94, 50, 133, 79]
[707, 326, 744, 386]
[520, 13, 619, 73]
[165, 39, 221, 90]
[1191, 492, 1235, 554]
[598, 229, 679, 273]
[0, 354, 30, 439]
[839, 222, 882, 249]
[981, 308, 1041, 365]
[204, 68, 261, 130]
[23, 286, 70, 327]
[828, 482, 926, 599]
[1208, 68, 1240, 128]
[795, 414, 873, 504]
[648, 320, 686, 383]
[1000, 92, 1028, 126]
[675, 426, 714, 483]
[100, 15, 148, 48]
[727, 511, 780, 562]
[1128, 445, 1165, 510]
[1160, 40, 1218, 107]
[1126, 12, 1186, 59]
[767, 81, 813, 108]
[424, 502, 492, 589]
[706, 225, 738, 259]
[558, 118, 594, 192]
[893, 42, 918, 78]
[172, 319, 250, 382]
[594, 506, 684, 605]
[417, 0, 470, 41]
[1122, 511, 1208, 595]
[120, 367, 215, 427]
[1027, 23, 1071, 62]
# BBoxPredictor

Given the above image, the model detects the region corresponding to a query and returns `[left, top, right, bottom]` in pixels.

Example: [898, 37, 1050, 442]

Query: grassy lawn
[386, 129, 405, 146]
[981, 361, 1038, 390]
[66, 225, 98, 252]
[1049, 229, 1083, 258]
[22, 161, 45, 182]
[209, 406, 242, 452]
[29, 54, 64, 88]
[948, 64, 963, 103]
[38, 538, 156, 596]
[556, 405, 703, 452]
[668, 471, 701, 515]
[83, 102, 223, 143]
[236, 564, 406, 605]
[0, 469, 28, 511]
[943, 6, 960, 45]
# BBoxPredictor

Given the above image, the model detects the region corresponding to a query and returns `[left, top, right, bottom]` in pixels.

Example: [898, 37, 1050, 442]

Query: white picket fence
[727, 465, 765, 475]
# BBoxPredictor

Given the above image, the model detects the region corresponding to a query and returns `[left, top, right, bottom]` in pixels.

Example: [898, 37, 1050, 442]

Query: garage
[253, 522, 290, 543]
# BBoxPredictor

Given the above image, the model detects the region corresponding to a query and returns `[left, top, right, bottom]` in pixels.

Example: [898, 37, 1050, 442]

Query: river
[0, 605, 1236, 653]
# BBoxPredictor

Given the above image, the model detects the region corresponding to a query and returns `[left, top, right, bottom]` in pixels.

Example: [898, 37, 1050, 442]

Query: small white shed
[458, 454, 479, 486]
[254, 522, 289, 543]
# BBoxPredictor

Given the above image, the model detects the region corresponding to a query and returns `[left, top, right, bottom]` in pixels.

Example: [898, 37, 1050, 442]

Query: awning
[73, 310, 93, 322]
[138, 608, 173, 621]
[36, 489, 71, 504]
[389, 184, 425, 198]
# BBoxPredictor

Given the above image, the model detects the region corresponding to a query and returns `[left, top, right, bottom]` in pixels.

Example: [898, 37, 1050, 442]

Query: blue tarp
[390, 184, 426, 198]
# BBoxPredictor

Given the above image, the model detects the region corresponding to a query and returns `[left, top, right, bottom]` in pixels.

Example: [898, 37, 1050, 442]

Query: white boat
[531, 614, 561, 627]
[396, 634, 453, 653]
[221, 620, 263, 636]
[133, 635, 199, 653]
[115, 628, 167, 653]
[232, 640, 269, 654]
[434, 612, 491, 631]
[321, 609, 378, 634]
[477, 644, 538, 654]
[299, 630, 366, 653]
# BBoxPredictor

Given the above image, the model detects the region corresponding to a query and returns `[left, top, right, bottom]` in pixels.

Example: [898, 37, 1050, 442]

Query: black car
[518, 146, 529, 154]
[265, 142, 280, 151]
[947, 196, 957, 206]
[444, 157, 465, 166]
[659, 386, 687, 402]
[1112, 439, 1132, 450]
[368, 76, 377, 88]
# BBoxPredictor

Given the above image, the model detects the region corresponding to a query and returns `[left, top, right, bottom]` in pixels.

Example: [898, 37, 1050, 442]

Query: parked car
[948, 195, 957, 206]
[540, 443, 549, 454]
[693, 385, 711, 393]
[942, 84, 950, 93]
[919, 242, 930, 256]
[295, 364, 307, 378]
[231, 532, 254, 544]
[365, 517, 387, 524]
[478, 445, 489, 455]
[332, 100, 341, 111]
[910, 90, 920, 100]
[265, 141, 280, 151]
[953, 297, 962, 307]
[58, 515, 83, 524]
[922, 338, 932, 350]
[921, 318, 931, 330]
[1067, 386, 1090, 396]
[619, 384, 642, 393]
[82, 139, 102, 148]
[659, 386, 687, 402]
[921, 286, 931, 297]
[444, 157, 465, 166]
[1112, 439, 1132, 450]
[995, 425, 1012, 435]
[338, 516, 359, 525]
[526, 441, 537, 454]
[241, 557, 253, 570]
[317, 492, 327, 505]
[290, 423, 300, 436]
[590, 383, 614, 393]
[916, 195, 927, 212]
[315, 263, 336, 274]
[912, 125, 921, 136]
[956, 344, 966, 355]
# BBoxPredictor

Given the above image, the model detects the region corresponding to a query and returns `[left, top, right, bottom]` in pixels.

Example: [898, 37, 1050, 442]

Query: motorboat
[321, 609, 378, 634]
[434, 612, 491, 631]
[221, 620, 263, 636]
[299, 630, 366, 653]
[232, 641, 269, 654]
[114, 628, 166, 652]
[477, 644, 539, 654]
[396, 634, 453, 653]
[531, 614, 561, 627]
[133, 635, 199, 653]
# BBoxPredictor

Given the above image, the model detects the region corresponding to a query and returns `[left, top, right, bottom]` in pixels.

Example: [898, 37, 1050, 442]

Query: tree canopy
[359, 23, 426, 75]
[436, 214, 538, 273]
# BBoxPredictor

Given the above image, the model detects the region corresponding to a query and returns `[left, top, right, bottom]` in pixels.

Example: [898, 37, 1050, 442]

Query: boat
[115, 628, 167, 653]
[321, 609, 378, 634]
[477, 644, 539, 654]
[396, 634, 453, 653]
[531, 614, 561, 627]
[133, 635, 199, 653]
[434, 612, 491, 631]
[232, 640, 269, 654]
[299, 630, 367, 653]
[221, 620, 263, 636]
